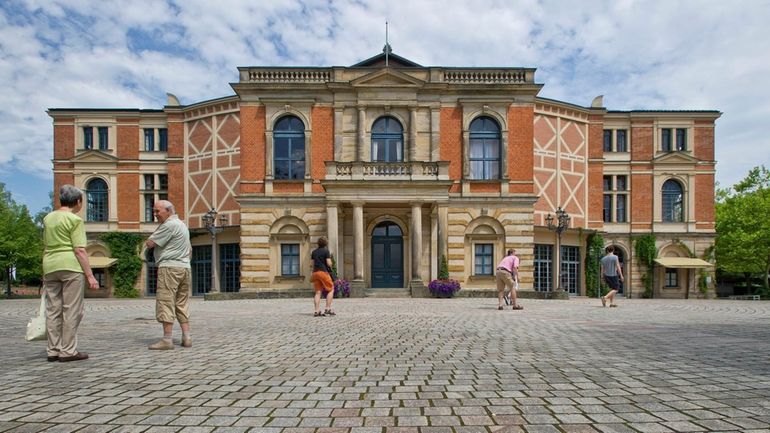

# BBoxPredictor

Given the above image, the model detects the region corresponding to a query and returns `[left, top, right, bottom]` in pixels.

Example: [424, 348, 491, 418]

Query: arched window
[86, 178, 108, 222]
[371, 117, 403, 162]
[662, 179, 684, 222]
[469, 116, 501, 179]
[274, 116, 305, 180]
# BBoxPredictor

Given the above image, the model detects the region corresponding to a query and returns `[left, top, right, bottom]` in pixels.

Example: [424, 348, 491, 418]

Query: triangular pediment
[70, 150, 120, 163]
[653, 151, 699, 164]
[350, 69, 425, 88]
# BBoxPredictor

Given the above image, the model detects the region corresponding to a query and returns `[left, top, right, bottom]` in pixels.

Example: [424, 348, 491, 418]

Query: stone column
[327, 202, 339, 265]
[353, 202, 364, 281]
[411, 202, 423, 281]
[357, 106, 366, 162]
[409, 106, 417, 161]
[430, 108, 440, 162]
[437, 204, 448, 274]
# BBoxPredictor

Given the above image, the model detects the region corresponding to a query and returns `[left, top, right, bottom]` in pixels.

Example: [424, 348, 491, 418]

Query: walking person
[601, 245, 623, 307]
[496, 249, 523, 310]
[503, 248, 520, 305]
[311, 236, 336, 317]
[145, 200, 193, 349]
[42, 184, 99, 362]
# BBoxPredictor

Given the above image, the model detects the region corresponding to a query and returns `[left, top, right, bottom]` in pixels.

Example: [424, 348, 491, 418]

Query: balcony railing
[325, 161, 450, 181]
[443, 69, 532, 84]
[241, 68, 332, 83]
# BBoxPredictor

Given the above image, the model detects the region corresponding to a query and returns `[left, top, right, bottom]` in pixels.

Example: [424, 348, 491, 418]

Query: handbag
[25, 293, 47, 341]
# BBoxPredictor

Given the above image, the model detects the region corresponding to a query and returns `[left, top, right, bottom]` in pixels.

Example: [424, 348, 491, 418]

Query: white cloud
[1, 0, 769, 211]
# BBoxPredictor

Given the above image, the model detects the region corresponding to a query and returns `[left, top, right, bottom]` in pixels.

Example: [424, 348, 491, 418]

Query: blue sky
[1, 0, 769, 213]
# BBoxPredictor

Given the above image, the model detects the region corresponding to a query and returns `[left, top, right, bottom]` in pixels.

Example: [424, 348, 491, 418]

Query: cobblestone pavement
[1, 296, 769, 433]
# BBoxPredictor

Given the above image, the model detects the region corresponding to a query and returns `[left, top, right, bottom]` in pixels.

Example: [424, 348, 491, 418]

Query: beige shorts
[496, 269, 515, 292]
[156, 267, 192, 324]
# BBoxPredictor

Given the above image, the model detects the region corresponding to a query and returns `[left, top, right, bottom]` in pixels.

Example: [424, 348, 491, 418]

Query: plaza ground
[0, 297, 768, 433]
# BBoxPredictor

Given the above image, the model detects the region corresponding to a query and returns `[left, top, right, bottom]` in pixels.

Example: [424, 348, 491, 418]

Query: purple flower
[334, 279, 351, 298]
[428, 279, 461, 297]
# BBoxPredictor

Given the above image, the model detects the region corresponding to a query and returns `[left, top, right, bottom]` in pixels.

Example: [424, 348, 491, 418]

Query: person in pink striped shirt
[495, 249, 522, 310]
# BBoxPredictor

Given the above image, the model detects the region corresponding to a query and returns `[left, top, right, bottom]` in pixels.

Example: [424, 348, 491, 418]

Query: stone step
[366, 289, 412, 298]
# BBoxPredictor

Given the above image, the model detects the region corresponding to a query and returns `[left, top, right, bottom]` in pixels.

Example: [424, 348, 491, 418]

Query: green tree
[0, 183, 44, 295]
[715, 166, 770, 291]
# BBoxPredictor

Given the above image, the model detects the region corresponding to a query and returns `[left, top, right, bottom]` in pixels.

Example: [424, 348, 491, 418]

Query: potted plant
[428, 255, 461, 298]
[334, 278, 350, 298]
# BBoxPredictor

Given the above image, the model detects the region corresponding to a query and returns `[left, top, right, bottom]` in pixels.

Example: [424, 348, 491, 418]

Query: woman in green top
[42, 184, 99, 362]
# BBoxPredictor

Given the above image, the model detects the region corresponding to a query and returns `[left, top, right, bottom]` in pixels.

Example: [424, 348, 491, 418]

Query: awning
[88, 257, 118, 268]
[654, 257, 714, 269]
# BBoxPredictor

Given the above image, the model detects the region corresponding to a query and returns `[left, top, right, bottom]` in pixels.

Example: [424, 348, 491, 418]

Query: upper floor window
[274, 116, 305, 180]
[144, 129, 155, 151]
[662, 128, 687, 152]
[83, 127, 93, 150]
[143, 174, 169, 222]
[603, 129, 628, 152]
[97, 127, 108, 150]
[158, 128, 168, 151]
[469, 116, 501, 180]
[371, 116, 403, 162]
[662, 179, 684, 222]
[603, 175, 628, 223]
[86, 178, 108, 222]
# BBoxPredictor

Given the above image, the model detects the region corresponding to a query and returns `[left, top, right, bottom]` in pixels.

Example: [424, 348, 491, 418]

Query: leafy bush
[428, 278, 461, 298]
[100, 232, 144, 298]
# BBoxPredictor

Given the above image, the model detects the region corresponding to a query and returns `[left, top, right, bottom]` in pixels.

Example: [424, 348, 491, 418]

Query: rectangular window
[676, 128, 687, 151]
[144, 194, 155, 222]
[603, 194, 612, 223]
[534, 244, 552, 292]
[561, 245, 580, 295]
[144, 129, 155, 151]
[616, 130, 627, 152]
[661, 128, 672, 152]
[603, 130, 612, 152]
[83, 127, 93, 150]
[665, 268, 678, 287]
[158, 128, 168, 151]
[158, 174, 168, 190]
[603, 176, 612, 191]
[144, 174, 155, 190]
[98, 127, 108, 150]
[191, 246, 211, 295]
[616, 194, 627, 223]
[146, 249, 158, 296]
[220, 243, 241, 293]
[281, 244, 300, 276]
[474, 244, 494, 276]
[92, 269, 105, 288]
[616, 175, 627, 191]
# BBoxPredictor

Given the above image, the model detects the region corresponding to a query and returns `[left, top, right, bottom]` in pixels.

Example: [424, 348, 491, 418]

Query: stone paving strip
[0, 297, 768, 433]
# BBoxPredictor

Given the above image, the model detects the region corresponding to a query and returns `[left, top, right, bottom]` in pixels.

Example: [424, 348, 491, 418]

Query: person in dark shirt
[311, 236, 336, 316]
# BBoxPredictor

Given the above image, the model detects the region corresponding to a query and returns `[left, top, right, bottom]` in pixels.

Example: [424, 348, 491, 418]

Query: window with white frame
[662, 179, 684, 222]
[662, 128, 687, 152]
[274, 116, 306, 179]
[281, 244, 300, 276]
[474, 244, 494, 276]
[86, 178, 108, 222]
[469, 116, 501, 180]
[534, 244, 552, 292]
[561, 245, 581, 295]
[665, 268, 678, 287]
[143, 128, 168, 152]
[371, 116, 404, 162]
[603, 175, 628, 223]
[603, 129, 628, 152]
[143, 174, 168, 222]
[83, 127, 93, 150]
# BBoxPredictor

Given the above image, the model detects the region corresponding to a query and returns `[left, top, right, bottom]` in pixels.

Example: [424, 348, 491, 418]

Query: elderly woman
[42, 184, 99, 362]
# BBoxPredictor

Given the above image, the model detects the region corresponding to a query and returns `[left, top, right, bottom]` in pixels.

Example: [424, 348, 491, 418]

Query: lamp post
[202, 208, 227, 293]
[545, 206, 570, 293]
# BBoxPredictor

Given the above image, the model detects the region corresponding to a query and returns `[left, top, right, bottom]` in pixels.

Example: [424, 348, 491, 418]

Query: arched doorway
[371, 221, 404, 288]
[615, 248, 626, 295]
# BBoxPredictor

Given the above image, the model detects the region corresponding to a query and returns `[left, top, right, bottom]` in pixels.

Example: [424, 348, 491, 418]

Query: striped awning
[654, 257, 714, 269]
[88, 257, 118, 269]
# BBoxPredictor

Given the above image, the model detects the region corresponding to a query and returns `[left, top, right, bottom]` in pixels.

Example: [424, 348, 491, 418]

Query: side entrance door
[371, 221, 404, 288]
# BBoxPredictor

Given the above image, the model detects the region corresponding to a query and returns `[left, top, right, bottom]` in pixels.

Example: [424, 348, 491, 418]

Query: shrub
[428, 278, 461, 298]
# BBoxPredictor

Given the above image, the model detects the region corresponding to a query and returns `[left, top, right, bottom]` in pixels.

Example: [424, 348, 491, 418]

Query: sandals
[511, 305, 524, 310]
[313, 311, 325, 317]
[609, 304, 618, 308]
[498, 306, 504, 310]
[324, 309, 336, 316]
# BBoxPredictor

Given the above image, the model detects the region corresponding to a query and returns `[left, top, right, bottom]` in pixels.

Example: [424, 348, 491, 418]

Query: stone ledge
[457, 288, 570, 300]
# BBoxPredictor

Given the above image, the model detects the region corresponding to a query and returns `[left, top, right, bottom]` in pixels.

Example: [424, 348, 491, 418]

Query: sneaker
[148, 339, 174, 350]
[181, 336, 192, 348]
